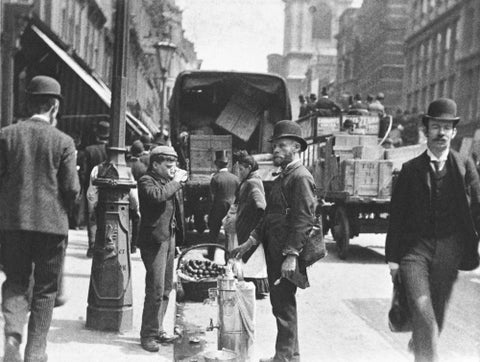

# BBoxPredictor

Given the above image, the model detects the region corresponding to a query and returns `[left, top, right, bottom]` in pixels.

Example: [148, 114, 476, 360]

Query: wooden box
[341, 159, 393, 198]
[352, 145, 385, 160]
[189, 135, 232, 175]
[333, 133, 378, 148]
[384, 143, 427, 171]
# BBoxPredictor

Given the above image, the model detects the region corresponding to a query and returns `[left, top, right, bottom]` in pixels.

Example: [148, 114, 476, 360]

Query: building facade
[336, 0, 409, 113]
[268, 0, 354, 118]
[403, 0, 480, 142]
[0, 0, 198, 144]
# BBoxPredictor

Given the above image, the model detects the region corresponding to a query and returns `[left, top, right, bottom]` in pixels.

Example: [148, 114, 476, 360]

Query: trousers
[400, 233, 463, 362]
[1, 230, 65, 362]
[140, 236, 175, 339]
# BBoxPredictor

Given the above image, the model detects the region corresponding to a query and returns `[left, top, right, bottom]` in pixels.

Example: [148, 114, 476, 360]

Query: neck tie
[432, 160, 441, 173]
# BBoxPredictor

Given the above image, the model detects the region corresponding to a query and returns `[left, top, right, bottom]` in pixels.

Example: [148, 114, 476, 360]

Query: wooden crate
[189, 135, 232, 175]
[352, 145, 385, 160]
[333, 133, 378, 148]
[384, 143, 427, 171]
[341, 159, 393, 198]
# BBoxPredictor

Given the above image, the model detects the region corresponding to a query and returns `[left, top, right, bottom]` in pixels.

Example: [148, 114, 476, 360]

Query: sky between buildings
[177, 0, 363, 72]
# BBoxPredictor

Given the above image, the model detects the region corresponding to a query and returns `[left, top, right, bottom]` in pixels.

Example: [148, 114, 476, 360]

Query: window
[310, 4, 332, 40]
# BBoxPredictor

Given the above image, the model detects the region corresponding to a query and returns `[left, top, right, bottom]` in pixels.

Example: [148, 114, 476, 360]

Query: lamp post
[154, 41, 177, 134]
[86, 0, 135, 332]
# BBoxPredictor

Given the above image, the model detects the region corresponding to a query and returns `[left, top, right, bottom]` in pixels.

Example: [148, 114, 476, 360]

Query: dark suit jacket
[386, 150, 480, 271]
[137, 170, 184, 247]
[0, 117, 80, 236]
[252, 161, 316, 288]
[84, 142, 107, 187]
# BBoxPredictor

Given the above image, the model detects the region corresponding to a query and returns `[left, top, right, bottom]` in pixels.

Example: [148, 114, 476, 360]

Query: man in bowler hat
[0, 75, 80, 361]
[386, 98, 480, 361]
[208, 151, 239, 243]
[232, 120, 316, 362]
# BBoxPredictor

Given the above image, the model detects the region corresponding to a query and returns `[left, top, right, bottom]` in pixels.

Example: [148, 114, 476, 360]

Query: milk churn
[216, 262, 256, 361]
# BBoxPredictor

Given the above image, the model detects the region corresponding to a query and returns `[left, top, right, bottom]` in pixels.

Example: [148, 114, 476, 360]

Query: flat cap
[150, 145, 178, 158]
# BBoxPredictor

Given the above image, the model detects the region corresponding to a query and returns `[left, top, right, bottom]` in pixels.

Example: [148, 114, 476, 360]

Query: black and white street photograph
[0, 0, 479, 361]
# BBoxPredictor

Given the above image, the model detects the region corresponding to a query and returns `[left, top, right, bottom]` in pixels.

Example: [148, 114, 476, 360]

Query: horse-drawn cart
[296, 111, 425, 259]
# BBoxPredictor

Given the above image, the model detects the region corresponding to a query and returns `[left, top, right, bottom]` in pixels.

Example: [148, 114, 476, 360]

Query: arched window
[310, 3, 332, 40]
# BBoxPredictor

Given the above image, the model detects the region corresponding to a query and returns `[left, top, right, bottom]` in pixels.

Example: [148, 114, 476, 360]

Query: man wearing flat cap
[386, 98, 480, 361]
[137, 146, 187, 352]
[232, 120, 316, 362]
[0, 75, 80, 361]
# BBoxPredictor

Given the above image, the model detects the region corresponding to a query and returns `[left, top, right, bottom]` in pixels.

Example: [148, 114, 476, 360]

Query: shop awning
[30, 24, 155, 136]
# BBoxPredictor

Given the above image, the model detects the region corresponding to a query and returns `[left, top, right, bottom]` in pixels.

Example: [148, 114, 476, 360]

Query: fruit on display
[179, 259, 226, 281]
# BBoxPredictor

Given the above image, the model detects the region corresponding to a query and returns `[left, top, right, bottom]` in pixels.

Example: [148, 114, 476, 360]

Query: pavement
[0, 230, 479, 362]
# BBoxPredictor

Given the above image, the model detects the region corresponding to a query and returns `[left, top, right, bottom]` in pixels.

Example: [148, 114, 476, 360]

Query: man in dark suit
[232, 120, 316, 362]
[208, 151, 239, 243]
[0, 76, 80, 362]
[137, 146, 187, 352]
[84, 120, 110, 257]
[386, 98, 480, 362]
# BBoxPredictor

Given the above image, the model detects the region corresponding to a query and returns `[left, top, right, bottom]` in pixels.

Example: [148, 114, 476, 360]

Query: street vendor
[232, 120, 316, 362]
[137, 145, 187, 352]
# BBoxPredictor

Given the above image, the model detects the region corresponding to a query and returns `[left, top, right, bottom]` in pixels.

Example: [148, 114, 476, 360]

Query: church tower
[269, 0, 354, 117]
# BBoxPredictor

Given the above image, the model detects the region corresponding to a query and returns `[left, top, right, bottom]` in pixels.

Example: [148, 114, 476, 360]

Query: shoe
[4, 335, 22, 362]
[141, 337, 159, 352]
[86, 247, 94, 258]
[156, 332, 179, 344]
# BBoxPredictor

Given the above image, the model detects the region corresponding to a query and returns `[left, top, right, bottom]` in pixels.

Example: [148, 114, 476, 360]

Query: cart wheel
[333, 205, 349, 260]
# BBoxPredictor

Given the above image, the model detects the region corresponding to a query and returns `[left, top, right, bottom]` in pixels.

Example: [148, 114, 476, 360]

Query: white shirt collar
[30, 114, 50, 123]
[218, 168, 228, 172]
[427, 148, 449, 162]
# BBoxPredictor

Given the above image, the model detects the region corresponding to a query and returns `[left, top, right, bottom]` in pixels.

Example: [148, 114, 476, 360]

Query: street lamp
[154, 41, 177, 135]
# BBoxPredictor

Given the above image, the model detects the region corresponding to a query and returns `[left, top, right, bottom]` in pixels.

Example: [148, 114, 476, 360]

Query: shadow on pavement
[48, 319, 170, 357]
[321, 241, 386, 264]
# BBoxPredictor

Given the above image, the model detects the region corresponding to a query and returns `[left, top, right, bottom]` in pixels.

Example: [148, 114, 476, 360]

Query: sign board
[317, 117, 341, 136]
[345, 115, 380, 135]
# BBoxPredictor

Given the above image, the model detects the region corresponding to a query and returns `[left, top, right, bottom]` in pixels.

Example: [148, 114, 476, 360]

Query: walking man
[208, 151, 239, 243]
[0, 75, 80, 362]
[232, 120, 316, 362]
[137, 146, 187, 352]
[83, 120, 110, 257]
[386, 98, 480, 362]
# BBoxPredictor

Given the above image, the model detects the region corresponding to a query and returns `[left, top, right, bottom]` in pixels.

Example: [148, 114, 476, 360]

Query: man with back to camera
[232, 120, 316, 362]
[208, 151, 239, 243]
[137, 146, 187, 352]
[0, 75, 80, 362]
[386, 98, 480, 362]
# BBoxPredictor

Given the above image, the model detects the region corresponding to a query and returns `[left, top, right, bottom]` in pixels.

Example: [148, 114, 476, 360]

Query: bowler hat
[26, 75, 63, 100]
[269, 120, 307, 152]
[97, 121, 110, 138]
[150, 145, 178, 158]
[215, 150, 229, 164]
[130, 140, 144, 157]
[422, 98, 460, 127]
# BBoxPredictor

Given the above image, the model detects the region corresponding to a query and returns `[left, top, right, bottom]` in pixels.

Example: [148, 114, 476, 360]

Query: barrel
[217, 276, 255, 361]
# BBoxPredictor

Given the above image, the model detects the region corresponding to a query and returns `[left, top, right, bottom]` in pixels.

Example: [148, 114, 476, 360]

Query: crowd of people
[0, 74, 478, 362]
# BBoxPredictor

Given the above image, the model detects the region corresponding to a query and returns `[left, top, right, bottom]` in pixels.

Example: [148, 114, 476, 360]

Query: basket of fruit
[176, 243, 228, 302]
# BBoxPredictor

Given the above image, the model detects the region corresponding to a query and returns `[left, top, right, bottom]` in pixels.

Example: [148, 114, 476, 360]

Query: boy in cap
[137, 146, 187, 352]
